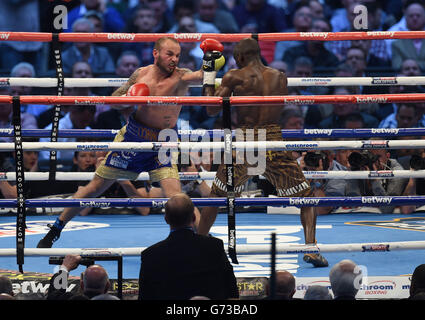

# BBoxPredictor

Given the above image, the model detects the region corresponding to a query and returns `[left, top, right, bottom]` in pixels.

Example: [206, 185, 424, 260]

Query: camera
[304, 151, 329, 170]
[348, 150, 380, 171]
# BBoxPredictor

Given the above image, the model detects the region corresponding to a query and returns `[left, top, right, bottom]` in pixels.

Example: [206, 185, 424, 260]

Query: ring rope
[1, 128, 424, 139]
[2, 170, 425, 181]
[1, 93, 424, 106]
[0, 196, 423, 208]
[3, 76, 425, 87]
[3, 30, 425, 42]
[1, 139, 424, 152]
[1, 239, 425, 256]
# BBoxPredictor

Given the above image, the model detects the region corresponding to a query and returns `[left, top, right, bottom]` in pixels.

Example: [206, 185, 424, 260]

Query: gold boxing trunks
[211, 124, 311, 197]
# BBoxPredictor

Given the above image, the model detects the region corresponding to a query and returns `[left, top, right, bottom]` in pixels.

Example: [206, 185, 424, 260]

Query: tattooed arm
[112, 69, 140, 96]
[110, 69, 140, 110]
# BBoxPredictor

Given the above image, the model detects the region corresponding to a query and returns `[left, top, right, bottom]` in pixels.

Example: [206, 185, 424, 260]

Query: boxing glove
[201, 39, 225, 88]
[200, 38, 224, 53]
[126, 83, 150, 96]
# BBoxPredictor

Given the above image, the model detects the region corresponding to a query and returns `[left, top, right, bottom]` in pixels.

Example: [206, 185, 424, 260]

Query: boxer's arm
[112, 69, 140, 96]
[206, 70, 238, 116]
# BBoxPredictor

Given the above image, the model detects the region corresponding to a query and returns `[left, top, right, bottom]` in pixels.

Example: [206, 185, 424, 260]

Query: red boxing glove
[126, 83, 150, 96]
[200, 38, 224, 53]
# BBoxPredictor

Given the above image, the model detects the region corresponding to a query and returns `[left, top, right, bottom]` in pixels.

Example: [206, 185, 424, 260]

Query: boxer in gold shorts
[198, 38, 328, 267]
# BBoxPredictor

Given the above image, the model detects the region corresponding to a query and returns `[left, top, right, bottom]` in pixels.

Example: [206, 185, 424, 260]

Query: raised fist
[200, 38, 224, 53]
[126, 83, 150, 96]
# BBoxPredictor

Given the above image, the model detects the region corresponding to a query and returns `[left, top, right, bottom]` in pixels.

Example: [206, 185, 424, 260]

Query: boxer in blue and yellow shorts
[96, 114, 179, 183]
[37, 36, 222, 248]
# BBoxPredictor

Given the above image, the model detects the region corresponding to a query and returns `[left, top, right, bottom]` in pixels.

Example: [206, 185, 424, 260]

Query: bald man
[329, 259, 362, 300]
[139, 193, 238, 300]
[266, 270, 296, 300]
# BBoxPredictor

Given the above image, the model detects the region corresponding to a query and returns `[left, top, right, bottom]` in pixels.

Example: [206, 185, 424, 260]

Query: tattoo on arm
[112, 69, 140, 96]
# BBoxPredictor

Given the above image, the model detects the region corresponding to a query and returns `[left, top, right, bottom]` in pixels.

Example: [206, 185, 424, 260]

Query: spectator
[138, 193, 239, 300]
[350, 39, 391, 75]
[146, 0, 176, 32]
[309, 0, 326, 20]
[329, 259, 362, 300]
[387, 1, 425, 60]
[124, 0, 175, 33]
[282, 18, 339, 75]
[71, 151, 97, 173]
[0, 0, 44, 74]
[346, 146, 411, 213]
[231, 0, 287, 33]
[269, 60, 288, 73]
[84, 10, 122, 62]
[122, 4, 156, 67]
[168, 0, 220, 34]
[318, 86, 380, 129]
[37, 61, 97, 129]
[65, 0, 125, 33]
[392, 3, 425, 72]
[91, 293, 120, 300]
[304, 285, 333, 300]
[0, 87, 38, 143]
[9, 62, 52, 119]
[379, 103, 424, 128]
[329, 0, 357, 32]
[195, 0, 239, 33]
[303, 149, 347, 215]
[115, 51, 141, 79]
[39, 106, 96, 164]
[47, 254, 112, 300]
[409, 264, 425, 299]
[280, 105, 305, 130]
[0, 276, 14, 297]
[266, 270, 296, 300]
[274, 2, 313, 61]
[72, 61, 110, 121]
[329, 2, 389, 63]
[61, 18, 115, 75]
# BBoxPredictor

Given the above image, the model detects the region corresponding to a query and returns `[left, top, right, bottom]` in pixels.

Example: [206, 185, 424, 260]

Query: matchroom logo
[345, 217, 425, 232]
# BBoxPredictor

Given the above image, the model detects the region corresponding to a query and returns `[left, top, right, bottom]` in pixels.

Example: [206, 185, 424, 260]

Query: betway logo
[0, 33, 10, 40]
[174, 33, 202, 41]
[367, 31, 395, 38]
[361, 197, 392, 205]
[80, 201, 111, 207]
[304, 129, 333, 136]
[300, 32, 329, 39]
[289, 198, 320, 206]
[356, 96, 388, 104]
[107, 33, 135, 41]
[285, 98, 316, 105]
[74, 99, 98, 105]
[371, 128, 399, 134]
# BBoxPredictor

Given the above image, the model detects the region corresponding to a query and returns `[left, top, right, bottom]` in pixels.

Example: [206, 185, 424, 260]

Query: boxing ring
[1, 30, 425, 299]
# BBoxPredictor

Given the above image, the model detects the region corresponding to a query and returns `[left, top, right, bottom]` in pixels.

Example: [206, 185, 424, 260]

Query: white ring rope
[2, 76, 425, 87]
[2, 170, 425, 181]
[0, 240, 424, 256]
[1, 139, 424, 152]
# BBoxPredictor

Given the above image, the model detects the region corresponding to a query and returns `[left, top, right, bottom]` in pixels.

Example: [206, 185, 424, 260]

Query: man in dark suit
[138, 193, 239, 300]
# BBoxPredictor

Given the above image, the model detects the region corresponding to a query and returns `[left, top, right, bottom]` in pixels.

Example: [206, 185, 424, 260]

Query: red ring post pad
[0, 196, 425, 208]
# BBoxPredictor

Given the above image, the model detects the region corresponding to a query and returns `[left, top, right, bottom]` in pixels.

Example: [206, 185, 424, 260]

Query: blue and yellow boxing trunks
[96, 114, 179, 182]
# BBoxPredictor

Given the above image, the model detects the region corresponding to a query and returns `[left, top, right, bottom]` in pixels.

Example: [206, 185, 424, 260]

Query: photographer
[346, 148, 410, 213]
[303, 150, 347, 215]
